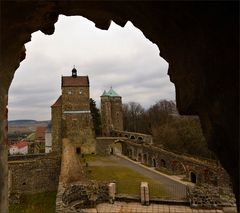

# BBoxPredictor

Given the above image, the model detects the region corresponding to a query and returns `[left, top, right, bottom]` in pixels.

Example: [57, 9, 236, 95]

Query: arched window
[190, 172, 197, 183]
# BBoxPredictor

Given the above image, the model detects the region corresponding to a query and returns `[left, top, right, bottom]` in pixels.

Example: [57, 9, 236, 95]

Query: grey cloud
[8, 16, 174, 120]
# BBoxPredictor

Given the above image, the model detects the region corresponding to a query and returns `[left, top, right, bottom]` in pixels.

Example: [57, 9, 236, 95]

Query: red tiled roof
[62, 76, 89, 87]
[51, 95, 62, 107]
[36, 126, 47, 139]
[11, 140, 28, 148]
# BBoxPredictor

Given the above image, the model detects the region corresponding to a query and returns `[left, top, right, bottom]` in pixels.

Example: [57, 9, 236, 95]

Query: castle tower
[51, 68, 96, 154]
[101, 87, 123, 136]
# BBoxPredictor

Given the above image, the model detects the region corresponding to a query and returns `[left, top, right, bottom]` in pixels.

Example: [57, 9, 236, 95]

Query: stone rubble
[187, 184, 236, 209]
[62, 181, 109, 209]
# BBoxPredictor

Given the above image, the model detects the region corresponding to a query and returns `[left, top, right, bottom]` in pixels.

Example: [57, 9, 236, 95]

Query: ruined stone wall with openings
[121, 141, 231, 187]
[95, 137, 124, 155]
[8, 154, 61, 200]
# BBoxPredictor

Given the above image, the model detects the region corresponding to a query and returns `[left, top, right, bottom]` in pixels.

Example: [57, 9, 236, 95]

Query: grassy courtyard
[81, 154, 170, 198]
[9, 154, 170, 212]
[9, 191, 56, 213]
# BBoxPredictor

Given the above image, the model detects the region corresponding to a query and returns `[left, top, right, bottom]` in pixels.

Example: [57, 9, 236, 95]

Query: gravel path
[110, 155, 187, 200]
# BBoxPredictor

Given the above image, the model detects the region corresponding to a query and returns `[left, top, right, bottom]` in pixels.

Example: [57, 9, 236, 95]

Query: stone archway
[113, 140, 124, 155]
[1, 2, 238, 211]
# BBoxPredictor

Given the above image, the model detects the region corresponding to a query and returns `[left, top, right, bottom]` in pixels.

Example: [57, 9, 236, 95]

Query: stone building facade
[51, 68, 96, 155]
[100, 88, 123, 136]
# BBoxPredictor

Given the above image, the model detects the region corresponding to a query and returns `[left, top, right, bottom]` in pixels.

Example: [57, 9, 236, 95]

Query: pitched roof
[11, 140, 28, 148]
[62, 76, 89, 87]
[105, 87, 120, 97]
[51, 96, 62, 107]
[36, 126, 47, 139]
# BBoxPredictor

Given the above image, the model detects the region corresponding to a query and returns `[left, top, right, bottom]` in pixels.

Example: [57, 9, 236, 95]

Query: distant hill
[8, 120, 50, 125]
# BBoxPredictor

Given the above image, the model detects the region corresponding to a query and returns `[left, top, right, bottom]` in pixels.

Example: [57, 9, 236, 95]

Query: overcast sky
[8, 15, 175, 121]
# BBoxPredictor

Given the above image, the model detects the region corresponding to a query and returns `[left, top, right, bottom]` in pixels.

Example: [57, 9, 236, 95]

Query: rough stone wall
[187, 184, 236, 209]
[62, 113, 96, 154]
[101, 96, 123, 136]
[56, 181, 109, 212]
[51, 105, 62, 154]
[101, 96, 112, 136]
[62, 86, 89, 111]
[59, 138, 85, 184]
[61, 85, 96, 154]
[8, 154, 61, 195]
[110, 97, 123, 132]
[62, 181, 109, 206]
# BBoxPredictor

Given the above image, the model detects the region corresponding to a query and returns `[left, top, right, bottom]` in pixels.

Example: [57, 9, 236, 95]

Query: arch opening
[190, 172, 197, 184]
[138, 153, 142, 162]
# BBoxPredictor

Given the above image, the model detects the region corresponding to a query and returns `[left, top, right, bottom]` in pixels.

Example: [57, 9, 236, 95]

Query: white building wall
[9, 146, 18, 155]
[9, 145, 28, 155]
[19, 146, 28, 155]
[45, 132, 52, 153]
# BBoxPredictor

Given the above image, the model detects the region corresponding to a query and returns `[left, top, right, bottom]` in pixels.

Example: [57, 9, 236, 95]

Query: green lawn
[9, 191, 56, 213]
[80, 154, 112, 163]
[9, 155, 170, 212]
[82, 155, 171, 197]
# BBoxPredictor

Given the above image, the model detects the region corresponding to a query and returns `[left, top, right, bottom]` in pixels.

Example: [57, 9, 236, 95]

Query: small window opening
[76, 147, 81, 154]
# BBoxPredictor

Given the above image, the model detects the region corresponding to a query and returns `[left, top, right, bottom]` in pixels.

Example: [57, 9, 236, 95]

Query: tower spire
[72, 66, 77, 78]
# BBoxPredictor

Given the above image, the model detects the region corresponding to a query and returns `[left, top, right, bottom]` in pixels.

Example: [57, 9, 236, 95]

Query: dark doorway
[152, 158, 156, 167]
[160, 159, 166, 167]
[143, 154, 148, 164]
[190, 172, 197, 183]
[76, 147, 81, 154]
[138, 153, 142, 162]
[110, 147, 114, 155]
